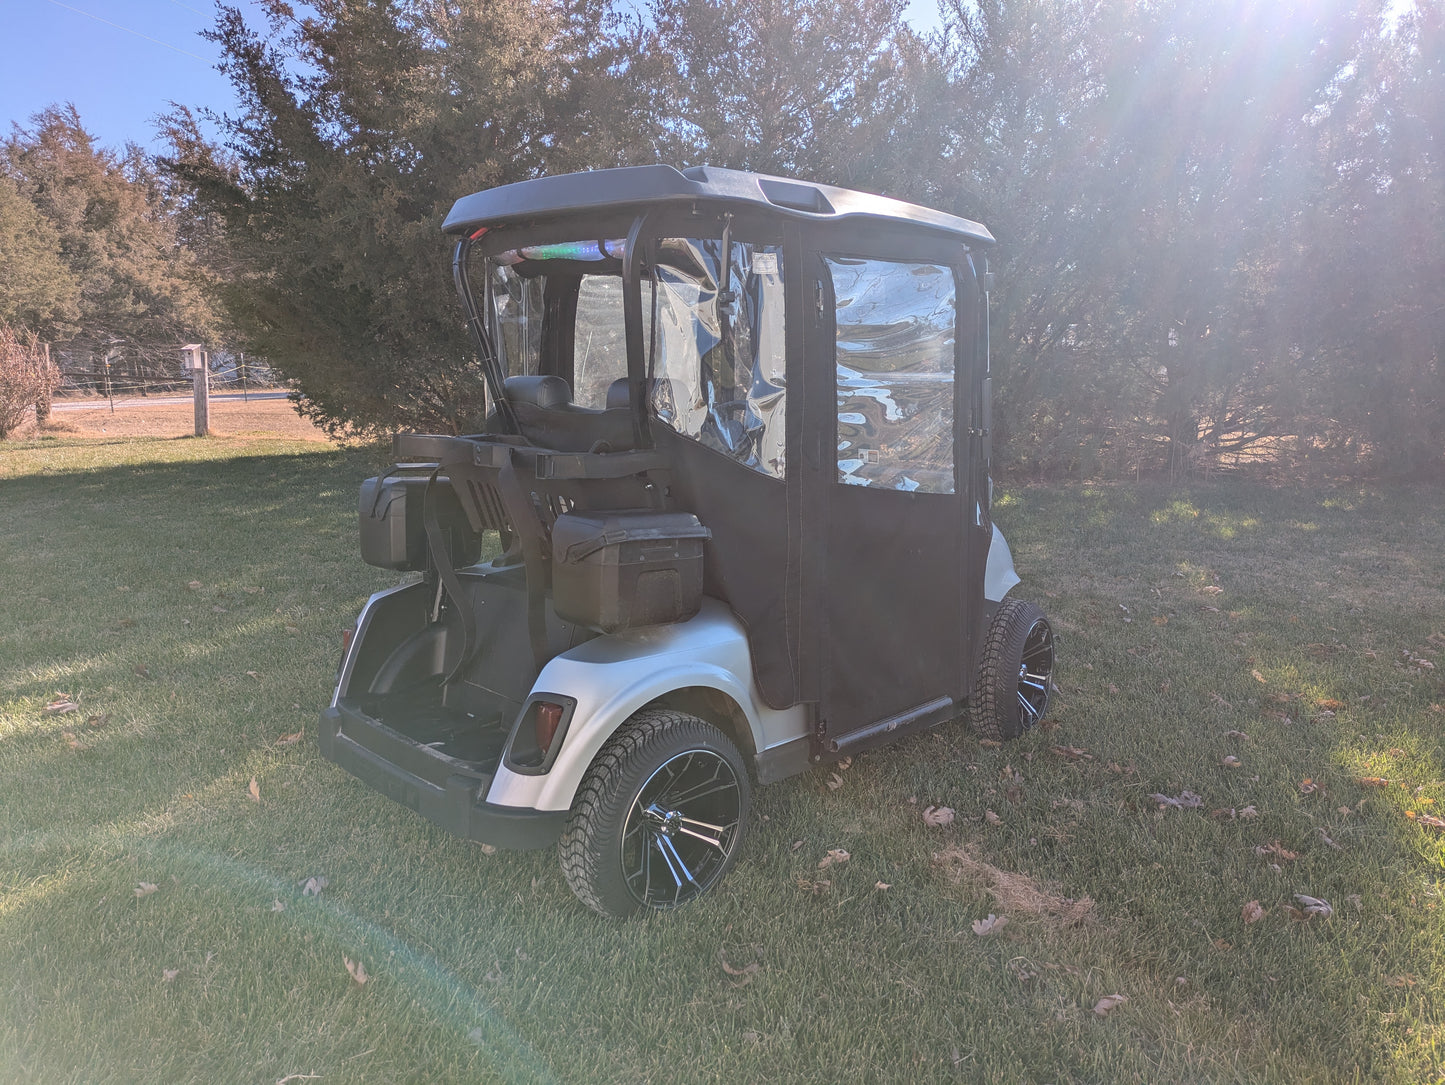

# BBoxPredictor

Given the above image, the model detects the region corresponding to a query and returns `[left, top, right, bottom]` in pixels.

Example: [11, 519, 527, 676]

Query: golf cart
[318, 165, 1056, 915]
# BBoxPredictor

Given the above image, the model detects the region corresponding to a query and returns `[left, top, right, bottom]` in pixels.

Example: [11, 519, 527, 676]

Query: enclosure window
[489, 264, 544, 378]
[828, 257, 956, 493]
[572, 275, 634, 409]
[649, 239, 786, 479]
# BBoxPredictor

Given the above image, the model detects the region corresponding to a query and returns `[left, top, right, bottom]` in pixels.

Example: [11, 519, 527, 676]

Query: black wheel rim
[620, 748, 742, 909]
[1016, 619, 1055, 732]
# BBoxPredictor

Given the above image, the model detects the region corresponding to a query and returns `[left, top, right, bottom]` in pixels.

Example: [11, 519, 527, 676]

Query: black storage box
[359, 473, 481, 571]
[551, 510, 711, 633]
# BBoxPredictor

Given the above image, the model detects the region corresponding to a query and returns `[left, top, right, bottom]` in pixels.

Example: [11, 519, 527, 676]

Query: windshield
[487, 236, 786, 478]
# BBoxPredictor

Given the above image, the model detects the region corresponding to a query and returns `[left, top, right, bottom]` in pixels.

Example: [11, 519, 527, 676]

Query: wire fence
[53, 343, 287, 400]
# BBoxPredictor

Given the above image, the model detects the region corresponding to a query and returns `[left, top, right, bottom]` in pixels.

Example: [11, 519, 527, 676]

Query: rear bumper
[318, 704, 567, 850]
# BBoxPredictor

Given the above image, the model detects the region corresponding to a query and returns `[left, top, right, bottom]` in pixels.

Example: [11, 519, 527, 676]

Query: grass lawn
[2, 435, 1443, 1084]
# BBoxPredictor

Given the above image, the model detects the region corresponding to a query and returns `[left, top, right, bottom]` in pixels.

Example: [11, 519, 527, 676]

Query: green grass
[2, 436, 1443, 1083]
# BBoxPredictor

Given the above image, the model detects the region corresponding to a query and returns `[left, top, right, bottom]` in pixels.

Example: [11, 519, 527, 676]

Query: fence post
[183, 344, 209, 436]
[35, 343, 53, 424]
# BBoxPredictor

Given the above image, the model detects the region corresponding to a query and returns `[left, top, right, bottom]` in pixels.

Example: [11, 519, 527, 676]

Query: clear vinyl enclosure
[488, 236, 788, 478]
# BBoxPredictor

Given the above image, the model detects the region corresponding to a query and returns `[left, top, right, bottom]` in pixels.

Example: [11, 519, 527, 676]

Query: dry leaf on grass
[134, 882, 159, 897]
[971, 913, 1008, 936]
[1355, 776, 1391, 788]
[1149, 790, 1203, 810]
[1221, 755, 1243, 769]
[248, 777, 261, 802]
[44, 696, 79, 715]
[1386, 974, 1418, 988]
[978, 738, 1002, 749]
[836, 756, 853, 770]
[1291, 894, 1333, 920]
[343, 955, 369, 984]
[1223, 730, 1249, 741]
[275, 731, 303, 747]
[983, 809, 1002, 825]
[817, 848, 851, 869]
[1253, 841, 1299, 861]
[1093, 994, 1128, 1015]
[1049, 745, 1092, 761]
[63, 732, 91, 751]
[1411, 812, 1445, 830]
[826, 772, 845, 791]
[162, 968, 179, 982]
[1239, 805, 1259, 819]
[718, 947, 762, 984]
[271, 899, 286, 913]
[186, 580, 202, 591]
[1252, 669, 1267, 683]
[301, 876, 328, 896]
[922, 805, 955, 827]
[1316, 827, 1344, 850]
[1241, 900, 1266, 924]
[795, 877, 831, 893]
[874, 881, 892, 891]
[1299, 778, 1322, 795]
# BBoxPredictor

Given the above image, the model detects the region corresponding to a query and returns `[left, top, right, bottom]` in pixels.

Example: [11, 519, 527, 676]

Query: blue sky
[2, 0, 945, 156]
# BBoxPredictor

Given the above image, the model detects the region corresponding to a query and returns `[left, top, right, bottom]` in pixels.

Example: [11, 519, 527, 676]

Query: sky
[2, 0, 945, 156]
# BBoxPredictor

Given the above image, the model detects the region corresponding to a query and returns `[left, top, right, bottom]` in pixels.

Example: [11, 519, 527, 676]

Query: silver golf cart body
[320, 165, 1047, 913]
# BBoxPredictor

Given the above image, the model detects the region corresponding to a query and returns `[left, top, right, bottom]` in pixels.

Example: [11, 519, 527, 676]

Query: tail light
[341, 627, 355, 656]
[535, 701, 564, 755]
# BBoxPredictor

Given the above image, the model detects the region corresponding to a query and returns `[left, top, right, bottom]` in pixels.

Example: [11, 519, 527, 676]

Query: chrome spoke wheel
[621, 749, 742, 909]
[971, 599, 1057, 742]
[560, 710, 751, 916]
[1015, 619, 1055, 731]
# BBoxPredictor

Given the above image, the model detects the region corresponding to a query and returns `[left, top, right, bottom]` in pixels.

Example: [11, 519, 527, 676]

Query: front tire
[559, 709, 750, 916]
[971, 599, 1056, 741]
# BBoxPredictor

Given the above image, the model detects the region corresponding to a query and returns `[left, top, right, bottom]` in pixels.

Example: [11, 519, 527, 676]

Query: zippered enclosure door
[800, 233, 988, 751]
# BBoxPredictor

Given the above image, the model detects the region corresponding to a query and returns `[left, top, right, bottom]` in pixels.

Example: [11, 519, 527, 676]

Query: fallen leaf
[718, 948, 761, 980]
[1149, 790, 1203, 810]
[1355, 776, 1391, 788]
[1299, 778, 1321, 795]
[1386, 974, 1418, 988]
[1316, 827, 1344, 850]
[1416, 813, 1445, 830]
[971, 913, 1009, 936]
[790, 839, 805, 852]
[818, 848, 850, 869]
[44, 696, 79, 715]
[1202, 585, 1224, 595]
[275, 731, 303, 747]
[163, 968, 179, 981]
[1213, 938, 1233, 951]
[245, 671, 261, 680]
[248, 777, 261, 802]
[922, 805, 955, 827]
[284, 624, 300, 635]
[984, 809, 1002, 825]
[978, 738, 1002, 749]
[1223, 730, 1249, 741]
[1241, 900, 1266, 924]
[186, 580, 202, 591]
[826, 772, 844, 791]
[1239, 805, 1259, 819]
[301, 876, 328, 896]
[874, 881, 892, 891]
[271, 899, 286, 912]
[1346, 894, 1362, 911]
[134, 882, 159, 897]
[1093, 994, 1129, 1015]
[1317, 698, 1346, 711]
[1049, 744, 1092, 761]
[1152, 615, 1169, 626]
[1293, 893, 1333, 919]
[478, 843, 498, 855]
[1221, 755, 1243, 769]
[343, 955, 369, 984]
[133, 664, 151, 678]
[85, 713, 109, 729]
[63, 732, 90, 750]
[836, 756, 853, 771]
[1252, 669, 1267, 684]
[795, 877, 831, 893]
[1254, 841, 1299, 861]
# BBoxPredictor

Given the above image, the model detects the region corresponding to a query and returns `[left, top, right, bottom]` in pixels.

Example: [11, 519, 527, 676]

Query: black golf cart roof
[442, 164, 995, 247]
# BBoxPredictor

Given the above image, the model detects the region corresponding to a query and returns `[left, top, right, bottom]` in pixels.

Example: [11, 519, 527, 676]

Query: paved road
[51, 391, 291, 411]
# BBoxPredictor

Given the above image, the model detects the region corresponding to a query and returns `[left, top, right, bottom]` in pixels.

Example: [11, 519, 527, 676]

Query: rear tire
[559, 709, 750, 916]
[971, 599, 1056, 742]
